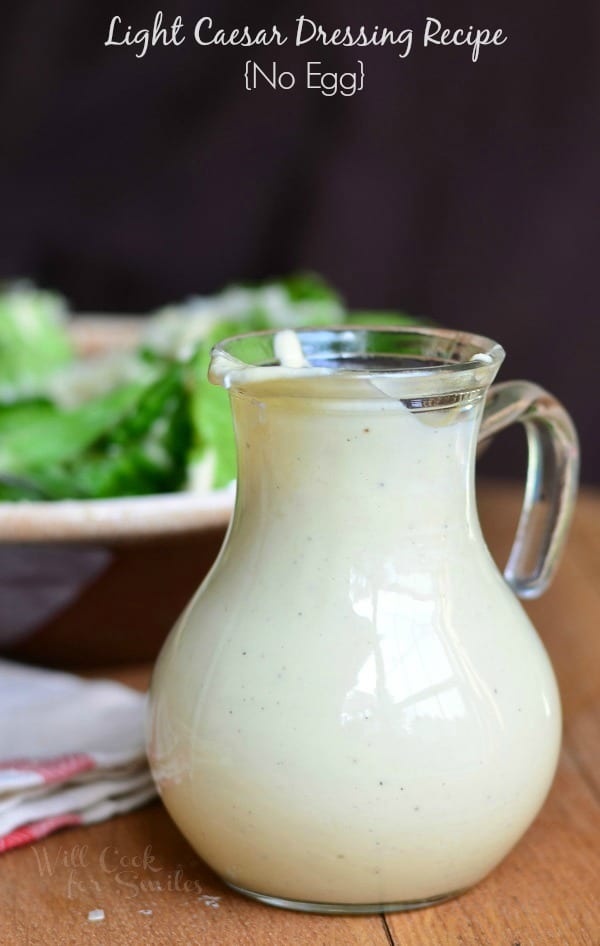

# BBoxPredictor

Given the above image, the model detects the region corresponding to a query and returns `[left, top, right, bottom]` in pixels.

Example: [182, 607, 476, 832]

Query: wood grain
[2, 481, 599, 945]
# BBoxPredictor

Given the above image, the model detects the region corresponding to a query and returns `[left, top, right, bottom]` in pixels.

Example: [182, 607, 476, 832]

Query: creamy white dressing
[149, 344, 561, 908]
[273, 329, 311, 368]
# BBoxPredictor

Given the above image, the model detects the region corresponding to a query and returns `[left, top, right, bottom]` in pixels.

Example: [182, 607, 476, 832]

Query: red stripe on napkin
[0, 814, 83, 853]
[0, 753, 95, 784]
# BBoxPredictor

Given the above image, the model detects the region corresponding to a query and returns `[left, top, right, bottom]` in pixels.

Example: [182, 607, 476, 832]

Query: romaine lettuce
[0, 284, 72, 395]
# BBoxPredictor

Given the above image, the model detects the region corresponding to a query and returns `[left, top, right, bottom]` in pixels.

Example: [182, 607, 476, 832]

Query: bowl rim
[0, 315, 235, 543]
[0, 488, 235, 543]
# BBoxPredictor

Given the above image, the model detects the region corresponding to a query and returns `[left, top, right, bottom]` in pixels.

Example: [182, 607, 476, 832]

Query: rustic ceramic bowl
[0, 318, 233, 668]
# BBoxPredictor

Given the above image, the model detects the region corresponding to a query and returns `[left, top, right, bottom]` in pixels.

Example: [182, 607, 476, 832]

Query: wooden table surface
[2, 482, 599, 945]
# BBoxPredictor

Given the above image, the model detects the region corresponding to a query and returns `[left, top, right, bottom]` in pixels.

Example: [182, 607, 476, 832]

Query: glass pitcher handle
[479, 381, 579, 600]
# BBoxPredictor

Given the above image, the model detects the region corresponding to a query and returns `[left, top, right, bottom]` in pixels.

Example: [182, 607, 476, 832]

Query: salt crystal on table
[198, 895, 220, 909]
[87, 909, 105, 922]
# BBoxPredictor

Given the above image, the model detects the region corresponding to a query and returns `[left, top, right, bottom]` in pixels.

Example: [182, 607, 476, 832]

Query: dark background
[1, 1, 598, 481]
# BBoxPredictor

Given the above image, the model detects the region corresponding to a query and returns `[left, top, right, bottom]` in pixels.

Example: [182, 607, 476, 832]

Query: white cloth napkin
[0, 660, 156, 852]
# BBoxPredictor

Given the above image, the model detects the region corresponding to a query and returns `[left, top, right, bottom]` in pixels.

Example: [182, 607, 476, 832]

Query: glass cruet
[147, 326, 579, 914]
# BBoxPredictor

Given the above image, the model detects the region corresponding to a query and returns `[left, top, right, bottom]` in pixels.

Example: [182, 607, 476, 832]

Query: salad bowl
[0, 316, 233, 666]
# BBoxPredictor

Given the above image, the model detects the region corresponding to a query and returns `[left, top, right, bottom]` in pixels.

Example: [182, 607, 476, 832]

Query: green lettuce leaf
[0, 365, 192, 500]
[0, 284, 73, 394]
[0, 383, 147, 476]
